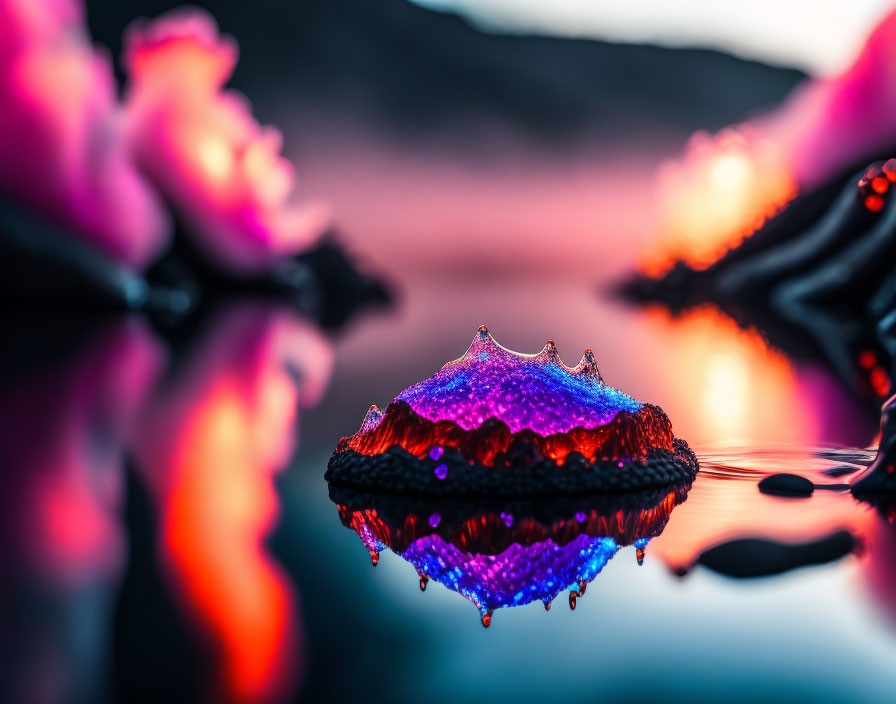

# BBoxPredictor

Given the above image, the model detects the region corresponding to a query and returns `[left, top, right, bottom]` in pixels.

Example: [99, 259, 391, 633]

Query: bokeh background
[4, 2, 896, 703]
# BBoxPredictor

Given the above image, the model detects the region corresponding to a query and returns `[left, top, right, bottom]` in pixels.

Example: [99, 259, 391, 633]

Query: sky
[412, 0, 896, 75]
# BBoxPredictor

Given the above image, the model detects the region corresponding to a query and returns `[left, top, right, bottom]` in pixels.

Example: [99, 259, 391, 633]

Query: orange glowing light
[646, 128, 797, 275]
[195, 134, 236, 185]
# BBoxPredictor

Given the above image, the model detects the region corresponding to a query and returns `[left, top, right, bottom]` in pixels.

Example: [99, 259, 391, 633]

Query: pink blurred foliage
[763, 8, 896, 189]
[0, 0, 170, 269]
[122, 9, 330, 274]
[0, 1, 328, 275]
[650, 8, 896, 273]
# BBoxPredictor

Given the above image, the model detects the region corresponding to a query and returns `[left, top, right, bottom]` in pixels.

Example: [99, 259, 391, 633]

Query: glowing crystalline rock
[326, 326, 698, 496]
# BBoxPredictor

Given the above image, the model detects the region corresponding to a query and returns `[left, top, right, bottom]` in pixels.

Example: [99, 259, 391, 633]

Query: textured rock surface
[328, 327, 697, 496]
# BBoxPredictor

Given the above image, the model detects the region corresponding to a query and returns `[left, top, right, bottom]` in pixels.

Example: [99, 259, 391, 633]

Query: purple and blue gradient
[401, 533, 622, 615]
[395, 326, 642, 436]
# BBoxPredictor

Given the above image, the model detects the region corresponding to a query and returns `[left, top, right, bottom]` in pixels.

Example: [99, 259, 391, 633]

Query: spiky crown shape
[337, 326, 681, 466]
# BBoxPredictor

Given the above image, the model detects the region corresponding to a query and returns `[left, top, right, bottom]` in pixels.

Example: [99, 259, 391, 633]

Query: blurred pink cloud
[0, 0, 169, 270]
[122, 9, 330, 275]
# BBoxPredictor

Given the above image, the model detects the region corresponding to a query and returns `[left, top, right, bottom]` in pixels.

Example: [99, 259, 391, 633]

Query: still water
[2, 269, 895, 703]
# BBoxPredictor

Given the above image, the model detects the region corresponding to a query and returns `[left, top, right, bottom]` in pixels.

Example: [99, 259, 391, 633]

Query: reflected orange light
[645, 129, 797, 275]
[646, 305, 812, 447]
[165, 378, 296, 704]
[135, 306, 333, 704]
[649, 469, 875, 572]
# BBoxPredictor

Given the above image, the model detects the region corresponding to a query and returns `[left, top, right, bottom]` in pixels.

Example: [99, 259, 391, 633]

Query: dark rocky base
[326, 438, 698, 497]
[0, 199, 392, 332]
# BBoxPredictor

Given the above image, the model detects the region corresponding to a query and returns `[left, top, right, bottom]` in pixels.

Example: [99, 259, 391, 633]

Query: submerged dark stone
[758, 473, 815, 497]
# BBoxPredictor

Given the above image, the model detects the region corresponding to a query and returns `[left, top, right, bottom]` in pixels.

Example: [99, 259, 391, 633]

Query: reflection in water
[132, 304, 332, 703]
[0, 304, 333, 704]
[645, 449, 896, 624]
[0, 318, 162, 703]
[330, 437, 896, 640]
[3, 294, 896, 701]
[331, 485, 691, 625]
[651, 450, 875, 572]
[644, 305, 861, 447]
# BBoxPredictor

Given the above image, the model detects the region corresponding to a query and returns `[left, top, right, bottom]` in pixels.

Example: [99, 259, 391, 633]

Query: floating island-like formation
[326, 326, 698, 496]
[330, 484, 691, 626]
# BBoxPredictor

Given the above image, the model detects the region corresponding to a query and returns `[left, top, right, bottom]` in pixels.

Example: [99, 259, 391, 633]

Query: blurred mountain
[87, 0, 806, 144]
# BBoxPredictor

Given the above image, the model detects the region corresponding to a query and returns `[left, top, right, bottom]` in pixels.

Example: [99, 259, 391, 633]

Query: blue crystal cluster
[396, 327, 642, 435]
[400, 533, 621, 614]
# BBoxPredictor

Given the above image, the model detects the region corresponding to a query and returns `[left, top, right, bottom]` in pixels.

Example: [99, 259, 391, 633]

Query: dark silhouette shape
[853, 394, 896, 497]
[695, 530, 857, 578]
[758, 473, 815, 497]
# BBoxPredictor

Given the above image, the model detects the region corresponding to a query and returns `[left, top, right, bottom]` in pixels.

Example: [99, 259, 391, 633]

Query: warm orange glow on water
[165, 379, 297, 704]
[650, 471, 874, 572]
[645, 129, 797, 275]
[134, 306, 333, 704]
[644, 306, 813, 446]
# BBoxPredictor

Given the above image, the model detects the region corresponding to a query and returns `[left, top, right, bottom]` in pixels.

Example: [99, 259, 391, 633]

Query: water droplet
[568, 592, 577, 610]
[428, 512, 441, 528]
[434, 464, 448, 480]
[543, 599, 552, 611]
[419, 574, 429, 592]
[481, 611, 492, 628]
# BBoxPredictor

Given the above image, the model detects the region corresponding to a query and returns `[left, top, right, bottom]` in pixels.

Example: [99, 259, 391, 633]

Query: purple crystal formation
[401, 533, 622, 616]
[395, 326, 642, 436]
